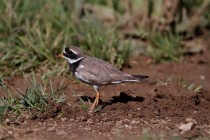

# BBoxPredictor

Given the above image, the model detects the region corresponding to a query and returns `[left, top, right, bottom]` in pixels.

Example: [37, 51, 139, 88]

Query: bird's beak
[56, 53, 64, 58]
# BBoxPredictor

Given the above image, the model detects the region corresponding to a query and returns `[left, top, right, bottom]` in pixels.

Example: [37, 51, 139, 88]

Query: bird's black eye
[65, 47, 73, 55]
[64, 47, 78, 59]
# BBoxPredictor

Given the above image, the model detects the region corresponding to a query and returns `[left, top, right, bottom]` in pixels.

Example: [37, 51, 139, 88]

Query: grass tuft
[78, 97, 89, 111]
[157, 76, 203, 93]
[147, 33, 182, 63]
[0, 73, 67, 122]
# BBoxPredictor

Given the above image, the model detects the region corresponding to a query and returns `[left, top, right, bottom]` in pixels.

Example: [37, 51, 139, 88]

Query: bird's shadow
[78, 92, 145, 109]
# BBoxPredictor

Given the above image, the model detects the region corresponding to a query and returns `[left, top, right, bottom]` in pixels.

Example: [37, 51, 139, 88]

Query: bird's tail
[132, 75, 149, 80]
[122, 74, 149, 82]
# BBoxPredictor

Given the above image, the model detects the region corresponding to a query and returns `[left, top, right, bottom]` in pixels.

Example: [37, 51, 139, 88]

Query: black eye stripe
[65, 47, 73, 54]
[63, 52, 78, 59]
[63, 53, 70, 58]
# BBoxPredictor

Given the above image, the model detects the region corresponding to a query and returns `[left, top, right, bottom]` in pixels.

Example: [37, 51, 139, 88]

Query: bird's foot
[88, 110, 94, 114]
[89, 90, 100, 114]
[89, 105, 96, 114]
[89, 101, 99, 114]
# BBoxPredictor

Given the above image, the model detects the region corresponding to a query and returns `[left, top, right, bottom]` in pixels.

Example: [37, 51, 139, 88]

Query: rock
[178, 122, 194, 132]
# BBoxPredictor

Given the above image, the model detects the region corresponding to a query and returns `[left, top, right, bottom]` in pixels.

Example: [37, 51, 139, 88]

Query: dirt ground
[1, 51, 210, 140]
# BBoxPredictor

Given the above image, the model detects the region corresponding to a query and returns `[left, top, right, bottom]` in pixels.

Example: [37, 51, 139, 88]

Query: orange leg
[89, 86, 100, 113]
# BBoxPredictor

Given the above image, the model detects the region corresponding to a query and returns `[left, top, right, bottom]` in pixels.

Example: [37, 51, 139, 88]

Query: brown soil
[1, 52, 210, 140]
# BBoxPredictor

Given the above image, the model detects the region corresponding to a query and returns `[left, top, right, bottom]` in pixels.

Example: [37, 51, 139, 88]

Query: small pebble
[178, 122, 194, 133]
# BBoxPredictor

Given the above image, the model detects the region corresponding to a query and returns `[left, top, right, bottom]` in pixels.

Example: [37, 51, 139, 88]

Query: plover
[57, 46, 148, 113]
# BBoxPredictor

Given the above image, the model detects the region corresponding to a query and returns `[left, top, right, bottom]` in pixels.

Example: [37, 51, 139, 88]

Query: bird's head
[57, 46, 85, 64]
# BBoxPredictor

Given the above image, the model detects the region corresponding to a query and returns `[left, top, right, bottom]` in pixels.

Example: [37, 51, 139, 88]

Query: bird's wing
[76, 56, 128, 85]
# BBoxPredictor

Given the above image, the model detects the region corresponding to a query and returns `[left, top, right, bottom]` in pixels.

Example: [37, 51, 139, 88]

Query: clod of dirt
[0, 133, 14, 140]
[185, 118, 197, 124]
[76, 116, 87, 122]
[86, 118, 94, 125]
[61, 117, 67, 122]
[139, 83, 202, 120]
[31, 101, 63, 120]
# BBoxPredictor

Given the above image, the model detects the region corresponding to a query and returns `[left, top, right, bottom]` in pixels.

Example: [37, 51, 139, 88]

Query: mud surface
[1, 52, 210, 139]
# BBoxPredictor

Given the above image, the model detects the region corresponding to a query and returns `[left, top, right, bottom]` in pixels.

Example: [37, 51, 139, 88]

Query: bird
[57, 46, 148, 113]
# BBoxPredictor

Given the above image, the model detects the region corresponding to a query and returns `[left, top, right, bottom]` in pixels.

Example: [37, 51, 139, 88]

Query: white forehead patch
[63, 48, 78, 55]
[69, 49, 78, 55]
